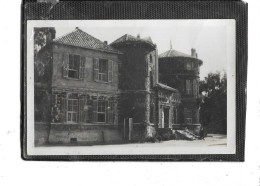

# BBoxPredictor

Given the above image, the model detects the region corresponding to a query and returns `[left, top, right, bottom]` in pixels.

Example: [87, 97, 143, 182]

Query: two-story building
[35, 28, 123, 144]
[35, 28, 198, 145]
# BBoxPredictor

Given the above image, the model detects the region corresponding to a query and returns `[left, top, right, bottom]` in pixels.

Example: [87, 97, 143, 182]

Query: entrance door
[164, 107, 170, 128]
[161, 107, 170, 128]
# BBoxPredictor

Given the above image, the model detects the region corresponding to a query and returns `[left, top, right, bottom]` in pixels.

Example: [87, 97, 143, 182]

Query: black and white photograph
[26, 20, 236, 156]
[2, 0, 259, 186]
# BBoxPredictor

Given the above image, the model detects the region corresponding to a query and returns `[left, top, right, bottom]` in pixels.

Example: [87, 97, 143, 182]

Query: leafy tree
[199, 71, 227, 134]
[34, 28, 55, 124]
[34, 27, 55, 82]
[34, 27, 56, 57]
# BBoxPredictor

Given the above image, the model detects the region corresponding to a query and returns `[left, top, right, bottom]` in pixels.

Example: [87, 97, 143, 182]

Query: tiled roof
[53, 28, 122, 54]
[159, 49, 194, 58]
[110, 34, 155, 47]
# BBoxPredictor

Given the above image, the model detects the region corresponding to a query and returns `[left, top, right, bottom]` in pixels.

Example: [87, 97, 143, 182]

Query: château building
[34, 28, 201, 145]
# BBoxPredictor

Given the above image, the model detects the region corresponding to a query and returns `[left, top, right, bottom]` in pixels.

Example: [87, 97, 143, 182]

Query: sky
[52, 20, 235, 79]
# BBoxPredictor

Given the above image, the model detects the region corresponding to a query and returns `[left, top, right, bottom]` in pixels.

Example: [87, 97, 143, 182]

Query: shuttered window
[62, 54, 85, 79]
[93, 58, 113, 82]
[60, 94, 116, 124]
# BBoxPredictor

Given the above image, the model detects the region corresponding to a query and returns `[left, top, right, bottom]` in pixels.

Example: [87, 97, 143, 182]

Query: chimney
[195, 53, 198, 58]
[137, 34, 140, 39]
[104, 41, 108, 45]
[76, 27, 79, 29]
[191, 48, 196, 57]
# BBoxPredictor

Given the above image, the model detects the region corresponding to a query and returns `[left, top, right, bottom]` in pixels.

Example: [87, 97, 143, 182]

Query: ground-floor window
[51, 93, 116, 124]
[97, 100, 106, 123]
[67, 99, 78, 123]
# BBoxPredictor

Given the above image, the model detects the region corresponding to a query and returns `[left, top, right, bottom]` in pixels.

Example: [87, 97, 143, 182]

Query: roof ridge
[159, 48, 195, 59]
[53, 28, 121, 54]
[53, 29, 77, 41]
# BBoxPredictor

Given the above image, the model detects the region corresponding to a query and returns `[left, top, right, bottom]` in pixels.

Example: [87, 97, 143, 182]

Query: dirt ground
[91, 134, 227, 148]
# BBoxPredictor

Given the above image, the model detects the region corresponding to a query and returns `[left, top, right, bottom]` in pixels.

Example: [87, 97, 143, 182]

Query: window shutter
[193, 80, 197, 96]
[79, 56, 85, 79]
[108, 60, 113, 82]
[61, 96, 67, 123]
[92, 99, 98, 122]
[93, 58, 99, 81]
[62, 54, 69, 78]
[79, 97, 84, 123]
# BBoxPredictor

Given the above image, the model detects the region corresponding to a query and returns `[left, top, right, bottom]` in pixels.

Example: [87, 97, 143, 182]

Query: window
[186, 62, 192, 71]
[97, 100, 106, 123]
[68, 55, 80, 78]
[98, 59, 108, 81]
[62, 94, 116, 124]
[62, 54, 85, 79]
[67, 99, 78, 123]
[94, 58, 113, 82]
[186, 80, 192, 95]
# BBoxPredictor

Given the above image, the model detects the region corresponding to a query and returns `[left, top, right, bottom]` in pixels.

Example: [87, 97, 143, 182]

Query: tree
[34, 28, 55, 123]
[199, 71, 227, 134]
[34, 27, 56, 82]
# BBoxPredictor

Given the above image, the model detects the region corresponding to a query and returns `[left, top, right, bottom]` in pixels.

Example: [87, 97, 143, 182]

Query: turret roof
[159, 49, 195, 58]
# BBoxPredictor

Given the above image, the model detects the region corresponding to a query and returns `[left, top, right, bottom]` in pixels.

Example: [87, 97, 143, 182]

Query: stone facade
[159, 48, 203, 134]
[34, 28, 201, 145]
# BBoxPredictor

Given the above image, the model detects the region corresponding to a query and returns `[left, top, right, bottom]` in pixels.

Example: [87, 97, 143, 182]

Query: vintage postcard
[25, 20, 236, 156]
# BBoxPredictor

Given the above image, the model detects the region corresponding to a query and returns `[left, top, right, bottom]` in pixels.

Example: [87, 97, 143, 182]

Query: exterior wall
[35, 43, 123, 145]
[156, 89, 181, 129]
[159, 57, 200, 97]
[52, 43, 120, 92]
[48, 124, 122, 144]
[159, 57, 202, 125]
[113, 44, 155, 124]
[50, 43, 121, 125]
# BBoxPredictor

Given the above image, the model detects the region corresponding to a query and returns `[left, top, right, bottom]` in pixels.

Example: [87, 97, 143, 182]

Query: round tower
[159, 48, 203, 129]
[110, 34, 157, 124]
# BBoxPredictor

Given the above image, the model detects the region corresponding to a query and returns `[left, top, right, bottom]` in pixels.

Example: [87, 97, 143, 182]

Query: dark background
[22, 0, 247, 161]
